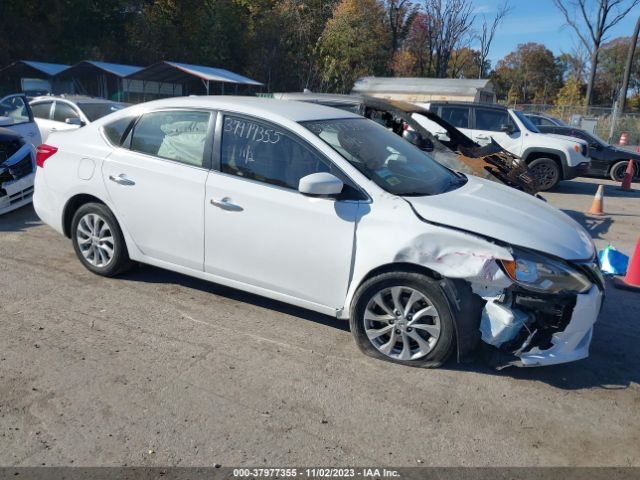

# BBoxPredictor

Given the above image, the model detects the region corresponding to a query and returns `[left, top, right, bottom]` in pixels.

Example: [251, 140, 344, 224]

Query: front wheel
[71, 202, 134, 277]
[528, 158, 561, 191]
[349, 272, 456, 368]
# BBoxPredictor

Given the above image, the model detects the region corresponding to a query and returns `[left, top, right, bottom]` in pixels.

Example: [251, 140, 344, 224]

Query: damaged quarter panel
[0, 128, 36, 215]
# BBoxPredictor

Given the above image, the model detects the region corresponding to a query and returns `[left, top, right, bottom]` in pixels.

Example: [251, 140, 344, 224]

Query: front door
[103, 109, 213, 270]
[204, 114, 361, 309]
[472, 107, 523, 154]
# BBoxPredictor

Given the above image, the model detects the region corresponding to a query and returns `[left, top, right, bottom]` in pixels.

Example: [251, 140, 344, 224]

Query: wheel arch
[62, 193, 107, 238]
[522, 148, 566, 179]
[346, 262, 484, 363]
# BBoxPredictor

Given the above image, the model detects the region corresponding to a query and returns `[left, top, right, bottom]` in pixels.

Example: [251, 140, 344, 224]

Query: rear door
[103, 109, 213, 270]
[471, 107, 523, 154]
[0, 94, 41, 146]
[437, 105, 472, 139]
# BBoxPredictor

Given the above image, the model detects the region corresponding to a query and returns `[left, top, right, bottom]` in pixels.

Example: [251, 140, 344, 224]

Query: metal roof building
[0, 60, 70, 95]
[124, 61, 263, 100]
[56, 61, 144, 100]
[352, 77, 495, 103]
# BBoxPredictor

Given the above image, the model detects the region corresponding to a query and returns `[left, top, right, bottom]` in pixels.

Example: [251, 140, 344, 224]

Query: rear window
[439, 106, 470, 129]
[103, 116, 134, 146]
[78, 102, 126, 122]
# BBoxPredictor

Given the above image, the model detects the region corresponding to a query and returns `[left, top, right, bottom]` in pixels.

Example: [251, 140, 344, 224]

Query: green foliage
[317, 0, 390, 92]
[493, 43, 563, 104]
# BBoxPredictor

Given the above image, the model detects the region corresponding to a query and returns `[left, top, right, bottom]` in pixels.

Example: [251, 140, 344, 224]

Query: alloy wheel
[76, 213, 115, 268]
[530, 163, 556, 190]
[363, 286, 441, 361]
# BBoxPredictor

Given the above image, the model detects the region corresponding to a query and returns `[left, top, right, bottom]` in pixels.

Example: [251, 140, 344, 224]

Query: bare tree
[426, 0, 475, 77]
[553, 0, 640, 105]
[477, 1, 512, 78]
[385, 0, 419, 54]
[620, 15, 640, 112]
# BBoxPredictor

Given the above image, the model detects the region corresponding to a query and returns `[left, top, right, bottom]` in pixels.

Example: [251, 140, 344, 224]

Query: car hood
[545, 133, 587, 147]
[405, 176, 594, 261]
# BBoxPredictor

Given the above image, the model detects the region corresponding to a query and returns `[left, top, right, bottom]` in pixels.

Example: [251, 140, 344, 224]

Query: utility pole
[620, 16, 640, 113]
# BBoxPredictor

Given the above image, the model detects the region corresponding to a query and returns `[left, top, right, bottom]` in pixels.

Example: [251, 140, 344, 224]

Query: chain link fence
[511, 104, 640, 147]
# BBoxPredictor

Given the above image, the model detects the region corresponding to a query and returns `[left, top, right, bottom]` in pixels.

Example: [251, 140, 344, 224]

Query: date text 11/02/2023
[232, 468, 400, 478]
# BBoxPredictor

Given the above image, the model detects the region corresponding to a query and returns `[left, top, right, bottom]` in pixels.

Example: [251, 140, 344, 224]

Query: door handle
[210, 197, 243, 211]
[475, 135, 489, 140]
[27, 132, 36, 137]
[108, 174, 135, 186]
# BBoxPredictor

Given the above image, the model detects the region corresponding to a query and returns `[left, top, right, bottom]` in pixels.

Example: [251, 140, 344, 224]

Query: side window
[439, 106, 469, 129]
[220, 115, 332, 190]
[538, 117, 556, 127]
[53, 102, 80, 122]
[475, 108, 511, 132]
[527, 115, 542, 126]
[130, 110, 210, 167]
[31, 102, 53, 119]
[103, 116, 134, 146]
[0, 95, 31, 125]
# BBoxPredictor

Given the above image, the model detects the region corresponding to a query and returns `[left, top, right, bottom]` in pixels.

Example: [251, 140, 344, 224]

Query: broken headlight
[500, 248, 592, 294]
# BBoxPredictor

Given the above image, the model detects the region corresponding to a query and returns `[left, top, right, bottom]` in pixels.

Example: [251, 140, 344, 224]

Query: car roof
[426, 101, 507, 110]
[121, 96, 362, 122]
[30, 95, 122, 104]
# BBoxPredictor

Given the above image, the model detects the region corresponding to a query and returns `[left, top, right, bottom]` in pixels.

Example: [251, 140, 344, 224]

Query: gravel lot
[1, 177, 639, 467]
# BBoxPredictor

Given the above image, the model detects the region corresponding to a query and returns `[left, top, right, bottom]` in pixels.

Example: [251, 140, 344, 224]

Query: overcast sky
[470, 0, 640, 65]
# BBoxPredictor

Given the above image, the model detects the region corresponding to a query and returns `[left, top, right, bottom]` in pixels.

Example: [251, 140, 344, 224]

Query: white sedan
[33, 97, 604, 368]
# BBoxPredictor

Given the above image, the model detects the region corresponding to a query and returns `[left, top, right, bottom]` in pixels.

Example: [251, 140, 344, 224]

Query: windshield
[513, 110, 541, 133]
[301, 118, 464, 196]
[78, 102, 126, 122]
[586, 131, 608, 147]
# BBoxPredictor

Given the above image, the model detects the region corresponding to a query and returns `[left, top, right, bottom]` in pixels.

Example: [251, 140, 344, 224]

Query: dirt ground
[0, 177, 639, 467]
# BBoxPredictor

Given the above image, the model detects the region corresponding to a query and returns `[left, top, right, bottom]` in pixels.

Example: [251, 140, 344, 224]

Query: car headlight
[500, 248, 592, 294]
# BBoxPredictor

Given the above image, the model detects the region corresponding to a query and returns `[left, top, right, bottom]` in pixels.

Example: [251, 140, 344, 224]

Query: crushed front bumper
[516, 285, 602, 367]
[0, 144, 35, 215]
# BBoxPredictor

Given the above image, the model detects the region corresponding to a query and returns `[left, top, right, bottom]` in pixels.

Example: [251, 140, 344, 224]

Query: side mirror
[590, 142, 601, 150]
[65, 117, 84, 126]
[298, 172, 344, 197]
[500, 124, 513, 134]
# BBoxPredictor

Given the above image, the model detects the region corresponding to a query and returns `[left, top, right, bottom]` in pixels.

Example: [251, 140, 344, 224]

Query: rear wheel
[71, 203, 134, 277]
[349, 272, 455, 368]
[609, 160, 638, 182]
[528, 157, 561, 191]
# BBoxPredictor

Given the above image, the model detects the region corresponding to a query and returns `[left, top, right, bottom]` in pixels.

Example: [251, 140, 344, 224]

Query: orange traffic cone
[613, 239, 640, 292]
[587, 184, 605, 216]
[619, 159, 635, 191]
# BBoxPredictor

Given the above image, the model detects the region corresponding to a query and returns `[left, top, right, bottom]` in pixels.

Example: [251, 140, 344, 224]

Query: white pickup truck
[415, 102, 590, 190]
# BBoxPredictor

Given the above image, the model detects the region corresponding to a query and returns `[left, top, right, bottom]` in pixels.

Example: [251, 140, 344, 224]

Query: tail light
[36, 144, 58, 168]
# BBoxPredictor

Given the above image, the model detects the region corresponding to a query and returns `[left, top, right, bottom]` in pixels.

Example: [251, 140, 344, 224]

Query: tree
[477, 1, 511, 79]
[556, 77, 586, 106]
[552, 0, 640, 106]
[493, 43, 563, 103]
[448, 47, 484, 78]
[317, 0, 390, 92]
[402, 0, 475, 78]
[384, 0, 419, 55]
[593, 37, 638, 104]
[620, 15, 640, 111]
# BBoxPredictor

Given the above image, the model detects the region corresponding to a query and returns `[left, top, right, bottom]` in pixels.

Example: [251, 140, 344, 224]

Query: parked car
[30, 95, 126, 142]
[0, 127, 37, 215]
[417, 101, 590, 190]
[533, 125, 640, 181]
[34, 97, 603, 369]
[274, 92, 538, 194]
[524, 112, 567, 127]
[0, 94, 40, 215]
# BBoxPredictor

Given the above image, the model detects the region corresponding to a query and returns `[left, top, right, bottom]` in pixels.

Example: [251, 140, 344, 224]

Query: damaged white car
[33, 97, 604, 368]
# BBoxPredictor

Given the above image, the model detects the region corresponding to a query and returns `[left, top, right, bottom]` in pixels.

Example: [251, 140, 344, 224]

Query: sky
[471, 0, 640, 66]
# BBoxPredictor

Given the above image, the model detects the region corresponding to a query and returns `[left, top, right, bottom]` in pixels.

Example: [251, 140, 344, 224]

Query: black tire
[528, 158, 561, 191]
[609, 160, 638, 182]
[70, 202, 134, 277]
[349, 272, 456, 368]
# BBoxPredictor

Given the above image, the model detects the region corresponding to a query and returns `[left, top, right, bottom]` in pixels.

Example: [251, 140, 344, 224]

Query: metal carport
[124, 61, 263, 101]
[56, 61, 143, 100]
[0, 60, 69, 95]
